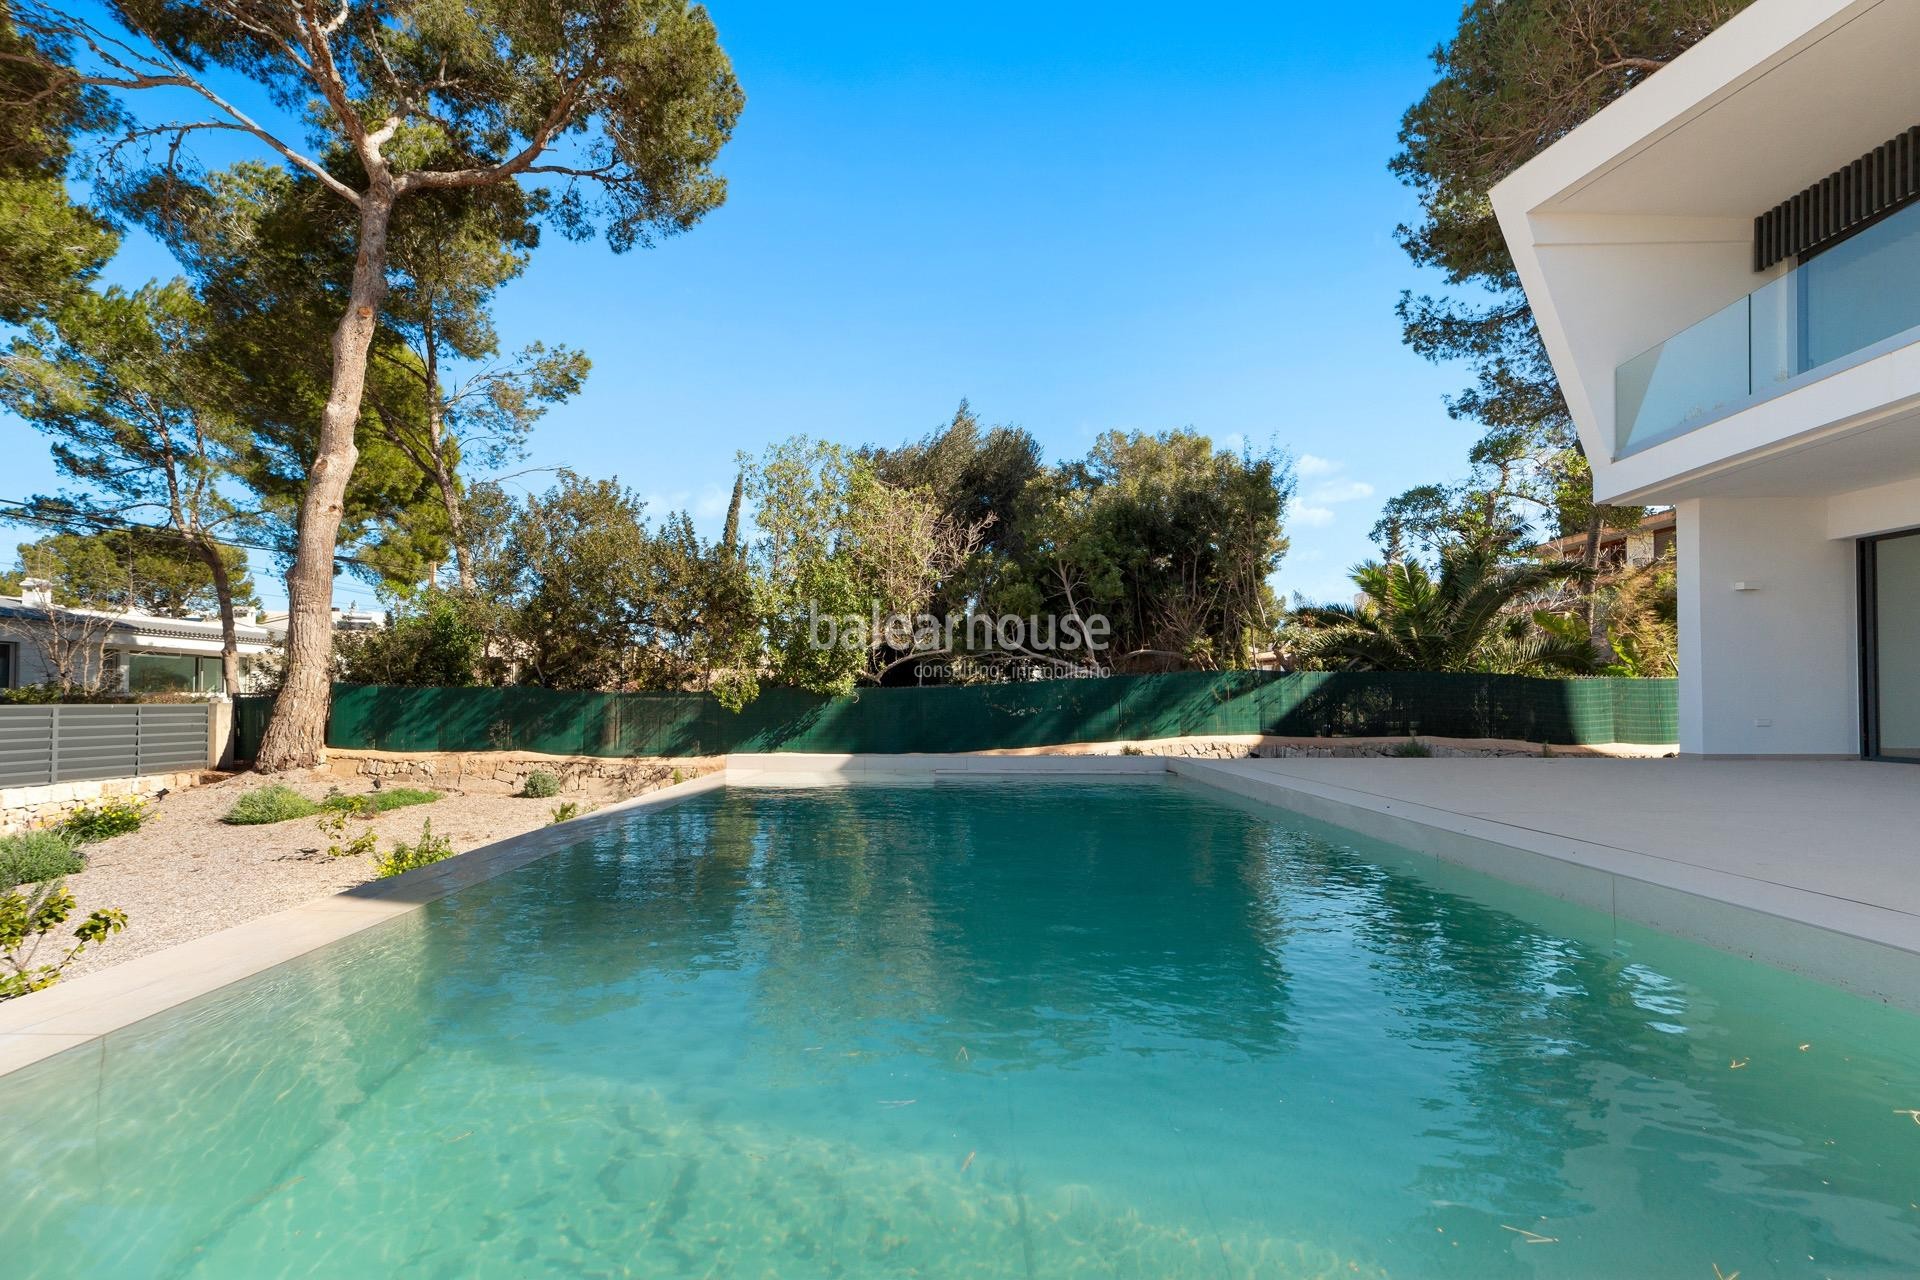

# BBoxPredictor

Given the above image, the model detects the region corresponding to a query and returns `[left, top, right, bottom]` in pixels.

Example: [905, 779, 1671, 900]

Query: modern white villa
[1494, 0, 1920, 761]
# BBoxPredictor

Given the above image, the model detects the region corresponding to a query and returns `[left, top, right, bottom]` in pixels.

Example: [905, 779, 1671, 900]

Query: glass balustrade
[1615, 197, 1920, 455]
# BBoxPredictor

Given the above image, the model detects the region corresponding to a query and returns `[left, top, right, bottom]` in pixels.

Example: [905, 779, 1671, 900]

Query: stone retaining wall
[1, 769, 219, 835]
[979, 734, 1672, 761]
[322, 749, 723, 798]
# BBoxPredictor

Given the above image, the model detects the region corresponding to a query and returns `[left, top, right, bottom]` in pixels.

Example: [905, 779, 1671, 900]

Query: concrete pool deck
[1168, 756, 1920, 1007]
[3, 753, 1917, 1080]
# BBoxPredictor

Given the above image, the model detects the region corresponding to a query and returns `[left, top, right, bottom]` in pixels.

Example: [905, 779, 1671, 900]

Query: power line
[0, 498, 384, 571]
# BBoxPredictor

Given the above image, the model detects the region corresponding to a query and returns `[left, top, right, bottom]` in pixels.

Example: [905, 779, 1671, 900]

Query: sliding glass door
[1863, 529, 1920, 761]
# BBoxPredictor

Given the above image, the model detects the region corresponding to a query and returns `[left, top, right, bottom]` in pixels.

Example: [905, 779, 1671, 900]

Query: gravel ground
[49, 772, 567, 980]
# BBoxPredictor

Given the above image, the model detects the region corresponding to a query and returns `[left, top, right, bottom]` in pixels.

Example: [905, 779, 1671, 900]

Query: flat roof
[1494, 0, 1920, 221]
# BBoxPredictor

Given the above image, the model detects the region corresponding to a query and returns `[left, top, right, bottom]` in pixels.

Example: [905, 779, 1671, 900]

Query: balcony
[1615, 197, 1920, 455]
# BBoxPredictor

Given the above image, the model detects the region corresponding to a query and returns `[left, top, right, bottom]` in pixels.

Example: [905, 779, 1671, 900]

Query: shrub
[320, 787, 439, 817]
[548, 801, 590, 825]
[222, 784, 321, 825]
[1, 881, 127, 1000]
[520, 770, 560, 799]
[332, 590, 486, 687]
[1388, 736, 1432, 758]
[374, 820, 456, 878]
[0, 831, 84, 891]
[62, 797, 148, 842]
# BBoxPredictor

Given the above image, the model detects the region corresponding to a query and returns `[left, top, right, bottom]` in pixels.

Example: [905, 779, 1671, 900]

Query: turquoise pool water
[3, 781, 1918, 1278]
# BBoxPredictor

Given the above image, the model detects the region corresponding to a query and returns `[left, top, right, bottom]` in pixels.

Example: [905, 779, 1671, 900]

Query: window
[0, 641, 13, 689]
[1861, 529, 1920, 762]
[126, 653, 226, 695]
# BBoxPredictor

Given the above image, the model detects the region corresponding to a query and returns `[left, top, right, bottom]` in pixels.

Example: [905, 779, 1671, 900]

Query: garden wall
[235, 673, 1677, 760]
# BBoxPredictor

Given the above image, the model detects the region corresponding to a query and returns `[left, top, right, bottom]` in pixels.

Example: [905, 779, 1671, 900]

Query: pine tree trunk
[1580, 505, 1605, 633]
[196, 535, 242, 696]
[435, 460, 471, 592]
[255, 188, 395, 771]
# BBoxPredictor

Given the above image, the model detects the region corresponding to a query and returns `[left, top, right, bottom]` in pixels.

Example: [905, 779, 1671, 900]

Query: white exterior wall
[1678, 498, 1859, 756]
[1490, 0, 1920, 757]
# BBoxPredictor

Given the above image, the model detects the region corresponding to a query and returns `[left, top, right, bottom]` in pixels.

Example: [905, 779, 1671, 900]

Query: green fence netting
[233, 694, 274, 761]
[234, 673, 1676, 760]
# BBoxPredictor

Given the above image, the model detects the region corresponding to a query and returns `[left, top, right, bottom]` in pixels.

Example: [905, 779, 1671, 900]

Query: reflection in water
[2, 781, 1917, 1278]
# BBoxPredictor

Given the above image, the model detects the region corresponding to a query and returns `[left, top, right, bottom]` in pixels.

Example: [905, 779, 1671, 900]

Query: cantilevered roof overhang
[1491, 0, 1920, 507]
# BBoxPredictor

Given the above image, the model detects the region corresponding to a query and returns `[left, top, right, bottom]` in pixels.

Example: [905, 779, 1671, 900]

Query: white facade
[1492, 0, 1920, 757]
[0, 593, 274, 696]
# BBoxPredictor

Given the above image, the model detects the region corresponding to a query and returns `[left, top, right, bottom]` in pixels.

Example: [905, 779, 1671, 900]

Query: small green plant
[320, 787, 439, 818]
[373, 820, 456, 878]
[1541, 740, 1556, 759]
[548, 801, 591, 825]
[1, 881, 127, 1000]
[315, 808, 379, 859]
[1120, 744, 1145, 757]
[1388, 734, 1432, 758]
[0, 830, 84, 892]
[669, 767, 686, 785]
[62, 797, 148, 843]
[222, 784, 322, 825]
[520, 770, 561, 799]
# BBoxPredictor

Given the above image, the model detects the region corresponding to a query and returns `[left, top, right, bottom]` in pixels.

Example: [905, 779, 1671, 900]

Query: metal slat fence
[0, 703, 210, 787]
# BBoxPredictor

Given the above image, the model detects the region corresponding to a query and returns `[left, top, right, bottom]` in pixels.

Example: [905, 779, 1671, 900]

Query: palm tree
[1285, 545, 1594, 674]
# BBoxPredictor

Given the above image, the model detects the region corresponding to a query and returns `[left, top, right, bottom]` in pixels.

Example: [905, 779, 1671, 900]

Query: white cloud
[1306, 479, 1375, 505]
[692, 486, 732, 521]
[641, 490, 691, 516]
[1284, 456, 1374, 530]
[1218, 431, 1247, 454]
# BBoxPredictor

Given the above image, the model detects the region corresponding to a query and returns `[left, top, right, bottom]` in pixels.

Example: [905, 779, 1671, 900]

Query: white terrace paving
[1171, 756, 1920, 1006]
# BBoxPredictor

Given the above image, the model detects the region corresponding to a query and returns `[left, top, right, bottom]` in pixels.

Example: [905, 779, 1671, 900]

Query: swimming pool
[3, 780, 1917, 1277]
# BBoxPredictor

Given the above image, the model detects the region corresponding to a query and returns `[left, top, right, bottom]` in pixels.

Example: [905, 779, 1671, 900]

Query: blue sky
[2, 1, 1475, 611]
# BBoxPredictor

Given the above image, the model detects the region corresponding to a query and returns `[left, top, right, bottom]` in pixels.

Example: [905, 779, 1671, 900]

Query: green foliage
[317, 808, 379, 860]
[320, 787, 439, 817]
[1006, 430, 1292, 671]
[1599, 555, 1680, 678]
[0, 15, 118, 325]
[1387, 735, 1432, 758]
[1389, 1, 1747, 557]
[473, 472, 757, 693]
[709, 668, 760, 713]
[334, 592, 487, 687]
[745, 438, 873, 696]
[374, 820, 456, 879]
[520, 771, 561, 799]
[548, 801, 589, 824]
[0, 830, 84, 891]
[221, 784, 321, 826]
[62, 797, 147, 842]
[5, 529, 258, 617]
[1, 879, 126, 1000]
[1287, 546, 1594, 675]
[0, 281, 263, 599]
[0, 683, 104, 705]
[119, 163, 458, 593]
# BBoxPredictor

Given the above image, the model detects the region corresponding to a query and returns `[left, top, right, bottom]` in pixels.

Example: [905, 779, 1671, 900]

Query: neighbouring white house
[0, 579, 274, 696]
[1492, 0, 1920, 761]
[258, 606, 386, 642]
